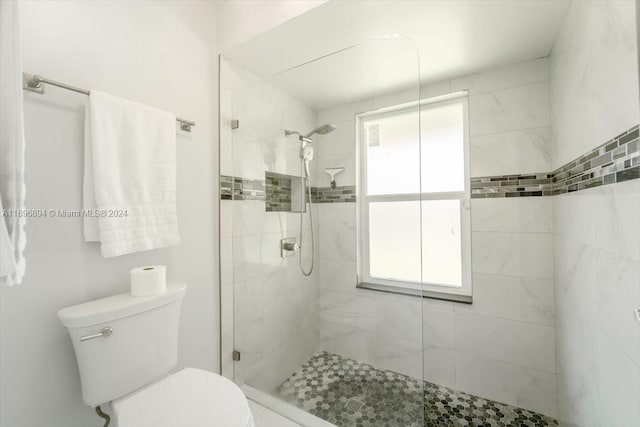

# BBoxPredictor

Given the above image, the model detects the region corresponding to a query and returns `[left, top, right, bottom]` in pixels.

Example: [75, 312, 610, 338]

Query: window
[357, 92, 472, 303]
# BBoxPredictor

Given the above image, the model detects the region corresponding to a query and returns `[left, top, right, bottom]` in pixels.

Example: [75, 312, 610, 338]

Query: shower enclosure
[219, 33, 564, 427]
[219, 1, 640, 426]
[217, 3, 592, 424]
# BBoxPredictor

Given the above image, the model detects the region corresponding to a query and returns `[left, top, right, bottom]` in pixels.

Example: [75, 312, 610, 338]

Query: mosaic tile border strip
[265, 171, 292, 211]
[220, 175, 265, 201]
[221, 174, 356, 207]
[472, 124, 639, 198]
[471, 173, 553, 198]
[551, 124, 639, 195]
[278, 351, 558, 427]
[311, 185, 356, 203]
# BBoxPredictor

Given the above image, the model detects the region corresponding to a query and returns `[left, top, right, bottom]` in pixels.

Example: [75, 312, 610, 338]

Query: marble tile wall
[469, 121, 639, 198]
[550, 1, 640, 426]
[314, 57, 557, 417]
[220, 57, 320, 391]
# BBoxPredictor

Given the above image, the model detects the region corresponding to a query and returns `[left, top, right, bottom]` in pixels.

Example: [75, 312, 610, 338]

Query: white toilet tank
[58, 284, 186, 407]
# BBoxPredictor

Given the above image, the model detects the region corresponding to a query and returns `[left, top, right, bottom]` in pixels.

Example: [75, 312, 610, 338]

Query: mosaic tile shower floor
[277, 352, 558, 427]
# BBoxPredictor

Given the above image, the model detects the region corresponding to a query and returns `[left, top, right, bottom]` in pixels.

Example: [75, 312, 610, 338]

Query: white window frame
[356, 91, 472, 303]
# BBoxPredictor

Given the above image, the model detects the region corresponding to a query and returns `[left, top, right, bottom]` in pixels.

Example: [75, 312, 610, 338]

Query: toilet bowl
[58, 284, 253, 427]
[112, 368, 254, 427]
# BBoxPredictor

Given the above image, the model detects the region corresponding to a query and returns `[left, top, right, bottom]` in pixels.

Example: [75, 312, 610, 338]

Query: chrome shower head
[285, 124, 337, 143]
[304, 124, 337, 138]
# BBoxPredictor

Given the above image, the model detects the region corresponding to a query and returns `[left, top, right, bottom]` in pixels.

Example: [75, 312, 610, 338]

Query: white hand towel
[83, 90, 180, 257]
[0, 0, 27, 285]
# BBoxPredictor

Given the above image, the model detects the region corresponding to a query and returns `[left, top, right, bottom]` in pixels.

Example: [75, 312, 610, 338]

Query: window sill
[356, 282, 472, 304]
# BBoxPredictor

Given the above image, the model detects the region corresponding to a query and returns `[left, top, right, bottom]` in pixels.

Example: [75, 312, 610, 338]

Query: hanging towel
[83, 90, 180, 257]
[0, 1, 27, 285]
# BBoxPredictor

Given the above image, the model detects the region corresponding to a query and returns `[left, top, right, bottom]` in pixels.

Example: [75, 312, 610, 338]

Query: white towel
[0, 1, 27, 285]
[83, 90, 180, 257]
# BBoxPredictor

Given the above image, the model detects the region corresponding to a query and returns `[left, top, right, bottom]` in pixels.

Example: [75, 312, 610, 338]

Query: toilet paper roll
[130, 265, 167, 296]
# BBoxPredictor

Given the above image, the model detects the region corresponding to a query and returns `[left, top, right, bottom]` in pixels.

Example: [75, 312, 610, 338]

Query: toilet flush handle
[80, 326, 113, 342]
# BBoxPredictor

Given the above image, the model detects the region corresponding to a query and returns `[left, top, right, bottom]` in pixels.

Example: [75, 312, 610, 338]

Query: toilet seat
[112, 368, 254, 427]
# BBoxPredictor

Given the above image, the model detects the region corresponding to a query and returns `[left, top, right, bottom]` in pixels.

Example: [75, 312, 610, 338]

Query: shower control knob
[283, 242, 299, 251]
[280, 237, 300, 257]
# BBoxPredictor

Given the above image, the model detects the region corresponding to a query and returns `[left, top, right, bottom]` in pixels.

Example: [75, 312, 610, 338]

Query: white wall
[550, 1, 640, 426]
[215, 0, 328, 53]
[315, 57, 557, 416]
[0, 2, 218, 426]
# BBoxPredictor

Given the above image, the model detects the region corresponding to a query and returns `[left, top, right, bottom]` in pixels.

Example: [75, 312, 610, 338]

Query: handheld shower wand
[284, 124, 337, 276]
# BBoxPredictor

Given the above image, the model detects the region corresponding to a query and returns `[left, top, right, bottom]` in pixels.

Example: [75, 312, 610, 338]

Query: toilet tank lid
[58, 284, 187, 328]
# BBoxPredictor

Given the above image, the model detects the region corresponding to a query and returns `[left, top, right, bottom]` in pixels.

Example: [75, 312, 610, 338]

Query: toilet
[58, 284, 254, 427]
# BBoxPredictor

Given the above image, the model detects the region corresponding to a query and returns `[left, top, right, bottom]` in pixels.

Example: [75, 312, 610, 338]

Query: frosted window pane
[420, 103, 465, 192]
[366, 111, 420, 195]
[368, 201, 421, 283]
[366, 102, 464, 195]
[421, 200, 462, 287]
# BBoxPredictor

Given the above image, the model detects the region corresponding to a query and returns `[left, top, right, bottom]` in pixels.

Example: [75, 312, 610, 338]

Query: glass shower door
[221, 36, 425, 426]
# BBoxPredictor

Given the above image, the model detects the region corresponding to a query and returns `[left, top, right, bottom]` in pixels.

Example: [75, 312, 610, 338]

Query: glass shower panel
[224, 36, 424, 426]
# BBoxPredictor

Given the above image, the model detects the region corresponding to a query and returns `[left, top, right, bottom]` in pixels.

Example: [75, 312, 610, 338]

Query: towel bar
[22, 73, 195, 132]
